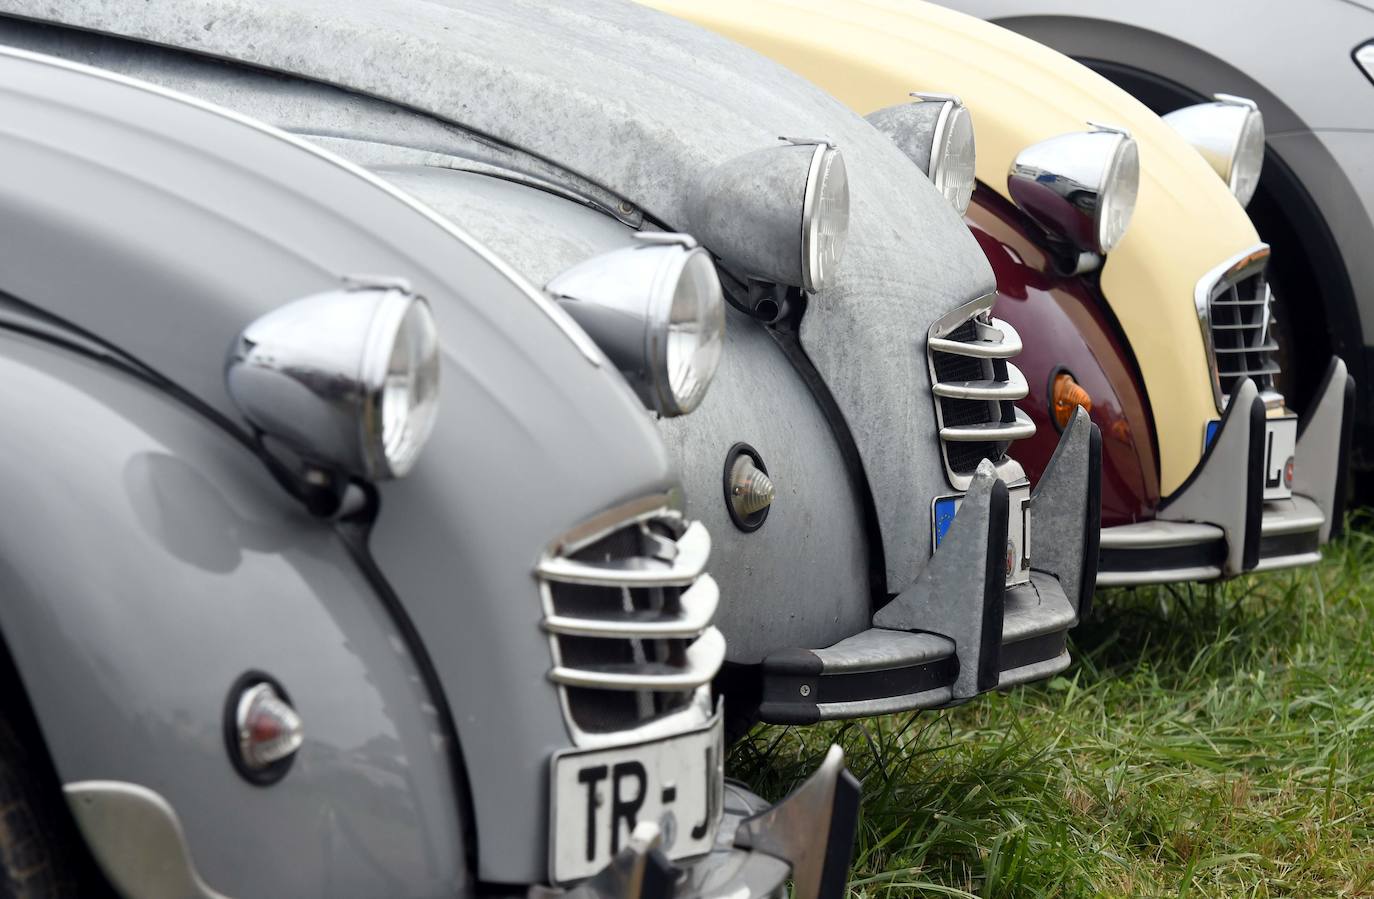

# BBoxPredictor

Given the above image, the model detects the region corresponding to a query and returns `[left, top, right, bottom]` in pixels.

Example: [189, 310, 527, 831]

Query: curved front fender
[0, 332, 467, 899]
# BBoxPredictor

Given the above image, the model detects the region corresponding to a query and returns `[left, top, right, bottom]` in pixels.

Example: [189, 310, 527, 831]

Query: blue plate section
[933, 496, 959, 548]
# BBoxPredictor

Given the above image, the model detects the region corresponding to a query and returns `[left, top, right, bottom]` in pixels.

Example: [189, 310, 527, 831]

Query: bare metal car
[0, 0, 1100, 734]
[0, 46, 863, 899]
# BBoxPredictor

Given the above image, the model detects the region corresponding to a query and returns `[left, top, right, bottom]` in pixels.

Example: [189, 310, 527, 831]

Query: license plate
[1205, 414, 1296, 501]
[931, 483, 1031, 587]
[550, 714, 724, 883]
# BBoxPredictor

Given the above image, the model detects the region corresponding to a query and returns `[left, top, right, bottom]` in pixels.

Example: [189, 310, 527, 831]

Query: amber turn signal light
[1052, 372, 1092, 430]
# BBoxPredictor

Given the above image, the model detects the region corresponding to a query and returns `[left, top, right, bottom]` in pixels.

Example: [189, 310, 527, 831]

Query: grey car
[0, 45, 862, 899]
[0, 0, 1100, 734]
[938, 0, 1374, 499]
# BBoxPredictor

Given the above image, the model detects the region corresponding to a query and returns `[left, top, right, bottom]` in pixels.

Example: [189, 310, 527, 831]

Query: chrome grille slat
[1214, 341, 1279, 354]
[549, 628, 726, 690]
[537, 520, 709, 587]
[543, 575, 719, 637]
[940, 408, 1036, 442]
[928, 317, 1023, 358]
[539, 507, 720, 739]
[930, 362, 1029, 400]
[927, 296, 1035, 487]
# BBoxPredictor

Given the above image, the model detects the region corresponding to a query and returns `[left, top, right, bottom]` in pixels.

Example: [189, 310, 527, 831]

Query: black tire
[0, 716, 107, 898]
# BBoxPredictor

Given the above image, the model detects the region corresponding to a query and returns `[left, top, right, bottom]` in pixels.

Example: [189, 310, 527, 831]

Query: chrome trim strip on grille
[939, 408, 1036, 442]
[1194, 244, 1280, 412]
[549, 627, 726, 690]
[536, 519, 709, 587]
[542, 574, 720, 637]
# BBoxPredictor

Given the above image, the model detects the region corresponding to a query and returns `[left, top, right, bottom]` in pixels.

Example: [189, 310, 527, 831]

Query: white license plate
[931, 483, 1031, 587]
[1205, 414, 1297, 501]
[550, 715, 724, 883]
[1261, 416, 1297, 501]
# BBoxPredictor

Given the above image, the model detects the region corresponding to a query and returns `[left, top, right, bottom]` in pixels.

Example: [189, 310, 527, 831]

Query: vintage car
[0, 0, 1100, 732]
[0, 45, 864, 899]
[645, 0, 1353, 586]
[935, 0, 1374, 501]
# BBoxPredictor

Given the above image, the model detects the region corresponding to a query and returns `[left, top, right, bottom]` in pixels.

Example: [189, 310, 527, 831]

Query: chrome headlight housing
[1008, 124, 1139, 256]
[226, 277, 441, 480]
[547, 234, 725, 416]
[686, 140, 849, 293]
[1162, 94, 1265, 207]
[867, 93, 977, 214]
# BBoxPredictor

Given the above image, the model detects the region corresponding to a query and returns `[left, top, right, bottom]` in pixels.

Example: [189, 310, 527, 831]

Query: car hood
[0, 0, 996, 590]
[645, 0, 1262, 495]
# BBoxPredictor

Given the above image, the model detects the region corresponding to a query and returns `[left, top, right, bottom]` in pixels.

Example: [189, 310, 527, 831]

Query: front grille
[1196, 246, 1281, 407]
[926, 294, 1035, 488]
[538, 508, 722, 740]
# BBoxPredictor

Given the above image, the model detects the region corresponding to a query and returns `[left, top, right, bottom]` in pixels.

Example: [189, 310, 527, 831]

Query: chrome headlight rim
[915, 93, 977, 215]
[648, 239, 726, 416]
[800, 143, 849, 292]
[357, 288, 441, 479]
[1093, 125, 1140, 255]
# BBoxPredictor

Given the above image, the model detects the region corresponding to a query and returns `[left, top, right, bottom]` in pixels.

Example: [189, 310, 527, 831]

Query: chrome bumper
[1098, 360, 1352, 586]
[555, 746, 860, 899]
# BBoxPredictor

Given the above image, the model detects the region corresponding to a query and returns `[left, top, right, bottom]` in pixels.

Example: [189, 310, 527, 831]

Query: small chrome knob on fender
[724, 443, 772, 532]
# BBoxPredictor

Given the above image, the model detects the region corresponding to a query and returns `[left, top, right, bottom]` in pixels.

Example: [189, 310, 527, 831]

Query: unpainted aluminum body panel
[0, 18, 874, 662]
[643, 0, 1257, 497]
[0, 49, 677, 886]
[380, 165, 872, 662]
[0, 0, 997, 594]
[0, 332, 467, 899]
[936, 0, 1374, 375]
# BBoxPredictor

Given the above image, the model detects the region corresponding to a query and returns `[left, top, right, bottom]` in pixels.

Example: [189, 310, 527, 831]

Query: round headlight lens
[662, 249, 725, 414]
[1095, 136, 1139, 254]
[933, 103, 977, 215]
[1229, 107, 1265, 206]
[375, 298, 440, 477]
[803, 147, 850, 292]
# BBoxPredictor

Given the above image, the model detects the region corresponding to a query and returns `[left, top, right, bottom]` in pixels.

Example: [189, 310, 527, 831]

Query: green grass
[727, 516, 1374, 898]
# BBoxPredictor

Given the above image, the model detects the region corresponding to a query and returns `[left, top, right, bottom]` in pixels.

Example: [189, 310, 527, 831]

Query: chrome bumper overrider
[753, 409, 1100, 723]
[553, 746, 860, 899]
[1098, 362, 1352, 586]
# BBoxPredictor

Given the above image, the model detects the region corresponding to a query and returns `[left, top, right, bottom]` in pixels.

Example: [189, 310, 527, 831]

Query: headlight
[1162, 94, 1265, 207]
[801, 143, 850, 291]
[867, 93, 977, 215]
[1008, 124, 1139, 256]
[547, 234, 725, 416]
[226, 277, 441, 481]
[686, 140, 849, 294]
